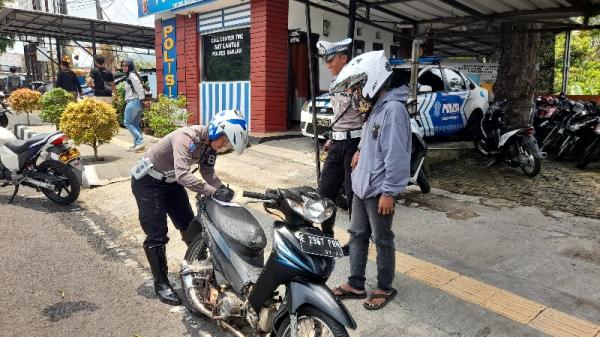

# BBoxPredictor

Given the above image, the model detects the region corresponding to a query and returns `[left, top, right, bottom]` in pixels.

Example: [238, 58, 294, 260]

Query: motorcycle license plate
[59, 148, 80, 163]
[298, 232, 344, 258]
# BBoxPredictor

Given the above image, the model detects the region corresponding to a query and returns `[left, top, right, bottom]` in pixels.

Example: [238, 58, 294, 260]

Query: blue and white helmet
[208, 110, 248, 154]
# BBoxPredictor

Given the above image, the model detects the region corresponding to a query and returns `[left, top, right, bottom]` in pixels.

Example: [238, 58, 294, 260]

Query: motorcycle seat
[5, 134, 49, 153]
[205, 199, 267, 252]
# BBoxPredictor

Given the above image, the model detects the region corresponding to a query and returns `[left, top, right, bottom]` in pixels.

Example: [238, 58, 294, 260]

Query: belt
[147, 168, 177, 183]
[330, 129, 362, 141]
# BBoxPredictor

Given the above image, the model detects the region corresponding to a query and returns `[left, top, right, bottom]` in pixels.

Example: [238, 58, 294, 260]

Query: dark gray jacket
[351, 86, 411, 199]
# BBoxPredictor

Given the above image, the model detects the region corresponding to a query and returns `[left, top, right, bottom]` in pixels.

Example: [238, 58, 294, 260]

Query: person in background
[55, 61, 82, 99]
[331, 51, 411, 311]
[122, 59, 145, 152]
[89, 55, 114, 105]
[6, 66, 21, 94]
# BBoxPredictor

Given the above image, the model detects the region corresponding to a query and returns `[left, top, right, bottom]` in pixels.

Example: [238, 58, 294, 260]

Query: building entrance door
[288, 30, 319, 125]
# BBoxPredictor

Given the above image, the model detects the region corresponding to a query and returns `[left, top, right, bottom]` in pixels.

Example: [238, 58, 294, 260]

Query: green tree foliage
[60, 98, 119, 161]
[554, 16, 600, 95]
[39, 88, 74, 127]
[144, 95, 189, 137]
[112, 82, 126, 125]
[0, 0, 15, 53]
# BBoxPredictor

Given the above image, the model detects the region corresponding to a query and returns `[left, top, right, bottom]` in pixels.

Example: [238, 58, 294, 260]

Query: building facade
[142, 0, 411, 133]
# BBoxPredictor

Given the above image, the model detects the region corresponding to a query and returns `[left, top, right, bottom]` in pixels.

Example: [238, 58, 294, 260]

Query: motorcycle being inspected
[180, 186, 356, 337]
[0, 127, 82, 204]
[475, 99, 544, 177]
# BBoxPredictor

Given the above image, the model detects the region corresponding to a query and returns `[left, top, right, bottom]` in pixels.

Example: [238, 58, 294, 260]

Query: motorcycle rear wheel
[184, 230, 209, 263]
[276, 306, 349, 337]
[519, 144, 542, 177]
[416, 170, 431, 194]
[38, 160, 80, 205]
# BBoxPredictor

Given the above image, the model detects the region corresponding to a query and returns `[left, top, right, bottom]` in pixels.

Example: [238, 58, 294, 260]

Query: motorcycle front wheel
[276, 306, 349, 337]
[576, 139, 600, 169]
[38, 160, 80, 205]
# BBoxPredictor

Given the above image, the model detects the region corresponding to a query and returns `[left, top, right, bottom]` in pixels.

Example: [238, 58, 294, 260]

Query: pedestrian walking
[331, 51, 411, 311]
[89, 55, 114, 105]
[130, 110, 248, 305]
[121, 59, 145, 152]
[315, 38, 363, 255]
[55, 60, 82, 99]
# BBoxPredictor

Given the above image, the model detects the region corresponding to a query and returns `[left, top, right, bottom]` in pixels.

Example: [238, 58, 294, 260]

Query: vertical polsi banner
[162, 18, 178, 98]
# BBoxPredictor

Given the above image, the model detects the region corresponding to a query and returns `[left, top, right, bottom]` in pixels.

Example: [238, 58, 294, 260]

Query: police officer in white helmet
[316, 38, 363, 255]
[130, 110, 248, 306]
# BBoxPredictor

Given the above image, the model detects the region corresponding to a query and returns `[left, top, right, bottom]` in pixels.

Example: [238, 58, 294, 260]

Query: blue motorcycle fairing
[271, 280, 357, 331]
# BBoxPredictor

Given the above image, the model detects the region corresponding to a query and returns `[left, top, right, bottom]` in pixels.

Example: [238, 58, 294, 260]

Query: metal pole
[409, 38, 422, 102]
[94, 0, 104, 20]
[347, 0, 357, 59]
[561, 30, 571, 94]
[305, 1, 321, 181]
[91, 22, 97, 57]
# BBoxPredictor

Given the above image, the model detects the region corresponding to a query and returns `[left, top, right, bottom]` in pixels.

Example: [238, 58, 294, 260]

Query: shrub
[112, 82, 126, 126]
[7, 88, 42, 125]
[144, 95, 188, 137]
[60, 98, 119, 161]
[39, 88, 74, 127]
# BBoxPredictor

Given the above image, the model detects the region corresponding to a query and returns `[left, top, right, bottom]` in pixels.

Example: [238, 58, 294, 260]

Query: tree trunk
[26, 111, 31, 125]
[93, 143, 98, 161]
[494, 22, 541, 128]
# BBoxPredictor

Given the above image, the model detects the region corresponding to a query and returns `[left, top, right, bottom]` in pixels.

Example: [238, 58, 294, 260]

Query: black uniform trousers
[318, 137, 360, 236]
[131, 174, 194, 247]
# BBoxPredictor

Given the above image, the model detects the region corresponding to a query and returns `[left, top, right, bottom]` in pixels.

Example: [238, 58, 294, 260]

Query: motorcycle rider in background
[130, 110, 248, 305]
[316, 38, 363, 255]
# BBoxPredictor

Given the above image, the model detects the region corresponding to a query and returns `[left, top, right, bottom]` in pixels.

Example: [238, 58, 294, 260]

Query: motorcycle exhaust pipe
[23, 177, 55, 190]
[180, 260, 246, 336]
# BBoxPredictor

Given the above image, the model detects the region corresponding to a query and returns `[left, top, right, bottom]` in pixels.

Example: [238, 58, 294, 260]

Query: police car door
[439, 68, 469, 135]
[416, 66, 445, 136]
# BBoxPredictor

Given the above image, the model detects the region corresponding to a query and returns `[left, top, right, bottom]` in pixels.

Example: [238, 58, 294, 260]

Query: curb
[12, 123, 94, 188]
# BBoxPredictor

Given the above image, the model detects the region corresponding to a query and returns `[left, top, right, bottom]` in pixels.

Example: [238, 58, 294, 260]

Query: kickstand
[8, 185, 19, 204]
[485, 158, 496, 167]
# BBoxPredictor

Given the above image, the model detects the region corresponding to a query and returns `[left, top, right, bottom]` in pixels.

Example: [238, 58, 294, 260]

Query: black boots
[143, 244, 182, 306]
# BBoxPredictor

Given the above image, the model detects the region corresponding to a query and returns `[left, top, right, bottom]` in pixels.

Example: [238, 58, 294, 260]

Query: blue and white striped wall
[201, 81, 251, 130]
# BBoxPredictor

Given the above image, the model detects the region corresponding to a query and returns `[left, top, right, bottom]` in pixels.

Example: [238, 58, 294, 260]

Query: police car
[300, 59, 490, 138]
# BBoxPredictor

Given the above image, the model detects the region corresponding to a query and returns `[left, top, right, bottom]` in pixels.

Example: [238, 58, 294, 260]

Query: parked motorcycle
[475, 99, 543, 177]
[0, 91, 11, 128]
[0, 127, 82, 204]
[576, 118, 600, 168]
[180, 186, 355, 337]
[539, 99, 586, 155]
[554, 109, 599, 160]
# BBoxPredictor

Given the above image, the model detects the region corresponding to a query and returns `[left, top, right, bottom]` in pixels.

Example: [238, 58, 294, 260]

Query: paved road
[0, 188, 224, 337]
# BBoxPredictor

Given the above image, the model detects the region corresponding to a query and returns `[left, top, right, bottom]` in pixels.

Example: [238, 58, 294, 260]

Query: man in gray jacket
[331, 51, 411, 310]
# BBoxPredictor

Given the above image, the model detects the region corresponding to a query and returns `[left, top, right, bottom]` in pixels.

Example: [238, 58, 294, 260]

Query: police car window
[444, 68, 467, 91]
[418, 68, 444, 92]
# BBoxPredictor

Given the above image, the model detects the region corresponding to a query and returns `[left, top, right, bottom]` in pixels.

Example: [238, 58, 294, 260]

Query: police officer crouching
[316, 38, 363, 254]
[131, 110, 249, 305]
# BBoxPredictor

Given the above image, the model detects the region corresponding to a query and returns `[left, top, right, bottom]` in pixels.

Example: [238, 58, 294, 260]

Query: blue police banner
[162, 18, 177, 98]
[138, 0, 210, 17]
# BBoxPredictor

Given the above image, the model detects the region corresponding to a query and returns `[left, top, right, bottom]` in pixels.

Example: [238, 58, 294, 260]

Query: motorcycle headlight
[286, 195, 334, 224]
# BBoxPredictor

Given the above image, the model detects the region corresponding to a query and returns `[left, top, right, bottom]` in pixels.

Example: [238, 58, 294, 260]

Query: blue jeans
[124, 99, 144, 146]
[347, 195, 396, 291]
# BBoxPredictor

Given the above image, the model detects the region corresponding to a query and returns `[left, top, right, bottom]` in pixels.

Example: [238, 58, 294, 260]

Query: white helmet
[208, 110, 248, 154]
[330, 50, 393, 101]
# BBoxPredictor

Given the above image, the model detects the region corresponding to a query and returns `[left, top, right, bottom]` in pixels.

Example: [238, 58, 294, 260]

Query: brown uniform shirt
[144, 125, 222, 195]
[329, 79, 363, 132]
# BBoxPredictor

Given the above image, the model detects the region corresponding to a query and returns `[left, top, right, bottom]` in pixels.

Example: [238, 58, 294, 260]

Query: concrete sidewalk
[68, 135, 600, 337]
